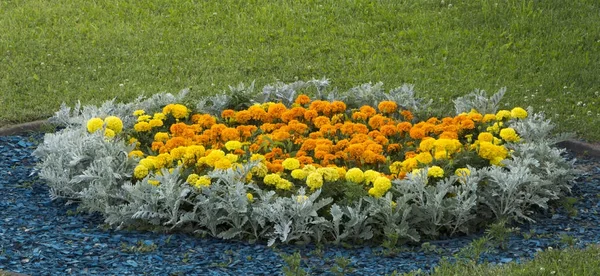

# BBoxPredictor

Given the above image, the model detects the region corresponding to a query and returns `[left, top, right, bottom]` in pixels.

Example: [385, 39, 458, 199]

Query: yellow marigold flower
[214, 158, 232, 169]
[134, 165, 149, 179]
[276, 179, 293, 190]
[139, 158, 156, 170]
[251, 163, 268, 177]
[478, 141, 508, 164]
[401, 158, 419, 172]
[389, 162, 403, 174]
[86, 118, 104, 133]
[302, 164, 317, 173]
[154, 132, 170, 142]
[148, 180, 160, 186]
[149, 119, 164, 128]
[263, 174, 282, 186]
[137, 115, 151, 122]
[373, 176, 391, 191]
[434, 150, 448, 160]
[104, 128, 116, 138]
[104, 116, 123, 133]
[482, 114, 497, 123]
[282, 158, 301, 170]
[499, 127, 520, 142]
[128, 150, 144, 158]
[306, 172, 324, 190]
[345, 168, 364, 183]
[250, 154, 266, 163]
[133, 110, 145, 116]
[510, 107, 528, 119]
[317, 167, 339, 182]
[195, 176, 211, 188]
[170, 147, 187, 160]
[411, 168, 424, 177]
[205, 150, 226, 167]
[419, 138, 436, 152]
[134, 122, 151, 132]
[163, 104, 189, 119]
[225, 154, 238, 163]
[296, 195, 309, 203]
[363, 170, 380, 185]
[427, 166, 444, 178]
[478, 132, 494, 142]
[153, 112, 166, 120]
[415, 152, 433, 164]
[291, 169, 308, 180]
[495, 110, 511, 121]
[225, 141, 243, 151]
[247, 193, 254, 202]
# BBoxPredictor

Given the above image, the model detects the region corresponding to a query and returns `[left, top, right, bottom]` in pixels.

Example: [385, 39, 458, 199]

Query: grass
[1, 0, 599, 275]
[402, 243, 600, 276]
[1, 0, 599, 139]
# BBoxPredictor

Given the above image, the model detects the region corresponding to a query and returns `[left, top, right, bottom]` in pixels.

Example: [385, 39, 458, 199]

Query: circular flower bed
[33, 81, 575, 246]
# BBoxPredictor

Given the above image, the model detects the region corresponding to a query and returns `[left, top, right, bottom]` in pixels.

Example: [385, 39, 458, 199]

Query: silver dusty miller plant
[32, 80, 576, 246]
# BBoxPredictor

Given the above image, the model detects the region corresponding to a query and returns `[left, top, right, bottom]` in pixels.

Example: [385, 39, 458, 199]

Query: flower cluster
[86, 96, 528, 202]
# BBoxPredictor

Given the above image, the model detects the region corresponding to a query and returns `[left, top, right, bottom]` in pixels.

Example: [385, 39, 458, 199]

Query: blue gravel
[1, 133, 600, 275]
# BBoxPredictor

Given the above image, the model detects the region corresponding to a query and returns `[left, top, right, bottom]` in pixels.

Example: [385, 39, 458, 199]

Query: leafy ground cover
[1, 0, 599, 139]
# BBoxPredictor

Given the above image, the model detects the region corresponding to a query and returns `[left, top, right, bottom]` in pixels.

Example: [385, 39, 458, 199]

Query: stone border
[1, 120, 599, 158]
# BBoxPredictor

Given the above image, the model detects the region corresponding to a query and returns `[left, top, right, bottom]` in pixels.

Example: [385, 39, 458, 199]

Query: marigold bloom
[104, 116, 123, 133]
[276, 179, 293, 190]
[363, 170, 380, 185]
[225, 141, 243, 151]
[134, 165, 149, 179]
[221, 109, 235, 119]
[291, 169, 308, 180]
[495, 110, 511, 121]
[282, 158, 301, 170]
[163, 104, 189, 119]
[477, 132, 494, 142]
[149, 119, 164, 128]
[511, 107, 528, 119]
[345, 168, 364, 183]
[330, 101, 347, 113]
[400, 110, 414, 121]
[378, 101, 398, 114]
[415, 152, 433, 164]
[295, 94, 311, 105]
[194, 176, 211, 188]
[263, 173, 282, 186]
[359, 105, 377, 117]
[306, 172, 324, 190]
[86, 118, 104, 133]
[133, 110, 145, 116]
[134, 122, 151, 132]
[427, 166, 444, 178]
[499, 127, 520, 142]
[104, 129, 116, 138]
[455, 168, 471, 178]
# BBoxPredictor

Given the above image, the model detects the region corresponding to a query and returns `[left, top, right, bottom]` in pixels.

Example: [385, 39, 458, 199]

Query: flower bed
[33, 81, 575, 246]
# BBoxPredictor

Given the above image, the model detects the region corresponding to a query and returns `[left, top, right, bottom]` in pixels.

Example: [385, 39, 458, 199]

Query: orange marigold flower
[295, 94, 311, 105]
[170, 123, 189, 137]
[439, 131, 458, 139]
[387, 143, 401, 153]
[272, 130, 291, 141]
[352, 111, 368, 121]
[409, 127, 426, 139]
[151, 141, 165, 152]
[397, 122, 412, 134]
[380, 125, 397, 136]
[378, 101, 398, 114]
[235, 110, 252, 124]
[267, 103, 287, 118]
[304, 109, 319, 121]
[309, 100, 331, 115]
[352, 123, 369, 134]
[221, 109, 235, 119]
[404, 151, 417, 159]
[400, 110, 414, 121]
[368, 114, 388, 130]
[330, 101, 347, 113]
[296, 156, 314, 165]
[359, 105, 377, 117]
[248, 105, 268, 121]
[221, 127, 240, 141]
[313, 116, 331, 128]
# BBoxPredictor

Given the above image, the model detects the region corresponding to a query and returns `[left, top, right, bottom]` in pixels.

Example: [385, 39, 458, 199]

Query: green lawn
[1, 0, 599, 139]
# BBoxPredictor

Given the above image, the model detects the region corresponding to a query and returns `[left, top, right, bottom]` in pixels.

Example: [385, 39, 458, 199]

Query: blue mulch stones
[1, 133, 599, 275]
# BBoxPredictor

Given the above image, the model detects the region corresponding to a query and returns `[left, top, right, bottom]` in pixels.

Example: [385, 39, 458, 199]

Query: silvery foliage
[260, 78, 330, 106]
[394, 168, 480, 238]
[33, 129, 137, 204]
[453, 87, 506, 114]
[101, 167, 191, 230]
[341, 82, 432, 116]
[329, 200, 375, 244]
[49, 89, 189, 129]
[364, 192, 420, 242]
[510, 107, 575, 145]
